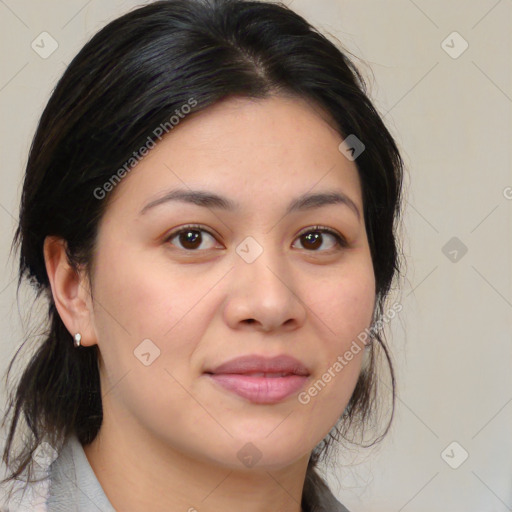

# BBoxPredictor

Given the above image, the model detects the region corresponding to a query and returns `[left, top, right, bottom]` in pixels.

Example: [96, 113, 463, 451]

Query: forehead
[103, 95, 363, 216]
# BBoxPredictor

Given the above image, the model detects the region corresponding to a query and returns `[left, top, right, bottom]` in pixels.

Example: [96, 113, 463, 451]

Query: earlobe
[43, 236, 96, 347]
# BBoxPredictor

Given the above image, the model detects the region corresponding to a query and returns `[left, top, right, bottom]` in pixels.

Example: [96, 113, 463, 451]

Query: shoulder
[0, 476, 51, 512]
[0, 466, 53, 512]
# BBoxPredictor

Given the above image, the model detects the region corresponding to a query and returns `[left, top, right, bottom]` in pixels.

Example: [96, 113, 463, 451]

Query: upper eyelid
[165, 224, 218, 241]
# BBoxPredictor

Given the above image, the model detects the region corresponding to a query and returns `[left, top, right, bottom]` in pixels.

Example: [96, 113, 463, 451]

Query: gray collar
[47, 433, 116, 512]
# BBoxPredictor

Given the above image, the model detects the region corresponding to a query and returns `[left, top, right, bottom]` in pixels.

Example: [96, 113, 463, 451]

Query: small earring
[73, 333, 82, 348]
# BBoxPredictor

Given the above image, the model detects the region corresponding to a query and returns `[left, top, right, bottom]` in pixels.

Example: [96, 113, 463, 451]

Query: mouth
[205, 354, 311, 404]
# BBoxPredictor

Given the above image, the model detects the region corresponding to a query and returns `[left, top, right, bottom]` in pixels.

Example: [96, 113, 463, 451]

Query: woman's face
[85, 95, 375, 469]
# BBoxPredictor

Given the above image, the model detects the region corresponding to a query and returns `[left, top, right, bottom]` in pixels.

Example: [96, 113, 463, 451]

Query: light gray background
[0, 1, 511, 511]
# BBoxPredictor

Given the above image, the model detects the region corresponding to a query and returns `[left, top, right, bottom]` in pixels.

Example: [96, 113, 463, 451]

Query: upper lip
[206, 354, 310, 376]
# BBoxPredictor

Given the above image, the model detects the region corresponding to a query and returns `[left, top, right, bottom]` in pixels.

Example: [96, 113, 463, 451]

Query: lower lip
[207, 373, 309, 404]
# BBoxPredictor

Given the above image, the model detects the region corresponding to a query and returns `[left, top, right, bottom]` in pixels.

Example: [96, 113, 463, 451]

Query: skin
[44, 94, 376, 512]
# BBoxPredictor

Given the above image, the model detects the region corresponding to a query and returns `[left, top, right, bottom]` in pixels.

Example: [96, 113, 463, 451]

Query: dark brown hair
[1, 0, 404, 509]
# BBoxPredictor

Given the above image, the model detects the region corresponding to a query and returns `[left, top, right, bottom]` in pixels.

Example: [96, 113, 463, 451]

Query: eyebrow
[140, 188, 361, 221]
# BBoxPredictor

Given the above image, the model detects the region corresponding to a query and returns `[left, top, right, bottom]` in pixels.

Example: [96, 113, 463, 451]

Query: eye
[164, 224, 348, 253]
[164, 224, 220, 251]
[293, 226, 347, 252]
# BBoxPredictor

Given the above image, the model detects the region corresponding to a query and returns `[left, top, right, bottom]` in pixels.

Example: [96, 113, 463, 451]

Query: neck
[83, 403, 309, 512]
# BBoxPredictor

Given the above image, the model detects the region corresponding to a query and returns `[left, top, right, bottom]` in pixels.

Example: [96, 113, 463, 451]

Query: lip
[205, 354, 310, 404]
[207, 354, 310, 376]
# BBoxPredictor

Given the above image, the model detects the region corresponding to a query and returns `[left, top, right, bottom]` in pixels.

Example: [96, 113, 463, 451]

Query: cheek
[90, 252, 210, 425]
[88, 248, 186, 387]
[297, 268, 373, 444]
[90, 244, 229, 386]
[306, 261, 376, 350]
[92, 244, 202, 338]
[299, 256, 375, 419]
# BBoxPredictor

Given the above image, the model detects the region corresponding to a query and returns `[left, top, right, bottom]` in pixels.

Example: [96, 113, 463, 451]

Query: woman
[0, 0, 404, 510]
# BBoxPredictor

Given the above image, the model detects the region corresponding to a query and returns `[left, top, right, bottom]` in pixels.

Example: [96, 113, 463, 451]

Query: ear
[43, 235, 97, 347]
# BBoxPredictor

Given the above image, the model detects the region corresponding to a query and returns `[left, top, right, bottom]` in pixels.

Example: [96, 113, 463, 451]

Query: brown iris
[300, 231, 322, 250]
[179, 229, 203, 250]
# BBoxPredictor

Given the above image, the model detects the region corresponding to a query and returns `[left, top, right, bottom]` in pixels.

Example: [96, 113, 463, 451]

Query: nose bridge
[235, 233, 289, 297]
[224, 232, 305, 331]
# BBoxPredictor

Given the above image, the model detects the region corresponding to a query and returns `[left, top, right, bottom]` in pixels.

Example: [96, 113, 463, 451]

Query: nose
[223, 241, 307, 333]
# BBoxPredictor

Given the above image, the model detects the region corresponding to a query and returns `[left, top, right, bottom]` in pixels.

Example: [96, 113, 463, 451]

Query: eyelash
[164, 224, 348, 252]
